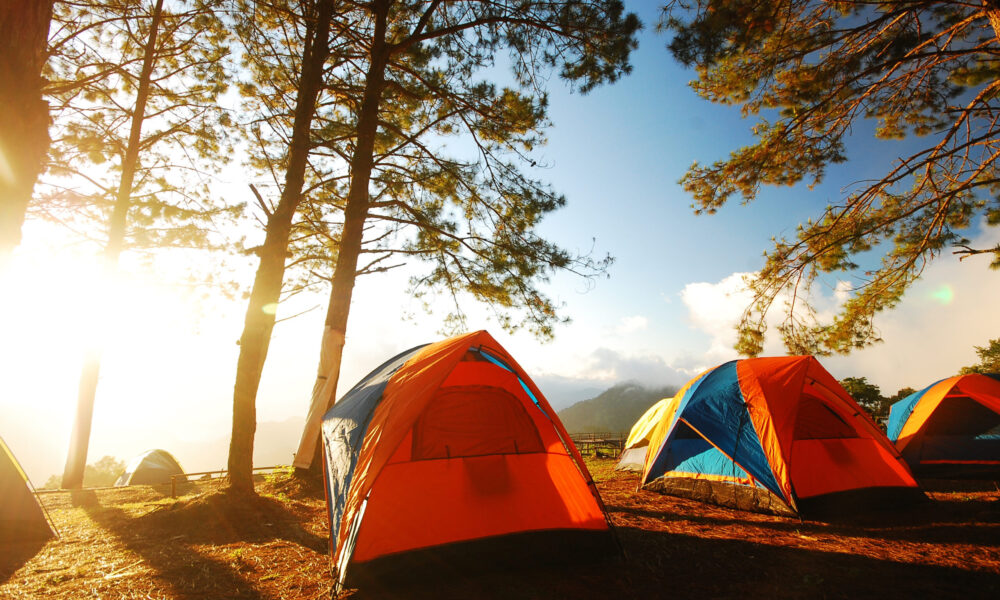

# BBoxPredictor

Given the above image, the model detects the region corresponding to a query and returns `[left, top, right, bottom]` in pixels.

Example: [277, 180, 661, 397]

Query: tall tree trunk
[61, 0, 165, 490]
[293, 0, 392, 473]
[226, 0, 335, 494]
[0, 0, 54, 266]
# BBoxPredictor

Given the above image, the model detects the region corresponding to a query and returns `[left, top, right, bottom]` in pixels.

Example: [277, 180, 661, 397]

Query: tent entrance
[412, 386, 544, 460]
[917, 395, 1000, 465]
[645, 420, 794, 515]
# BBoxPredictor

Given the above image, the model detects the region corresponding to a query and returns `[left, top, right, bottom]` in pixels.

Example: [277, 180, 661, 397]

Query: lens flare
[930, 284, 954, 305]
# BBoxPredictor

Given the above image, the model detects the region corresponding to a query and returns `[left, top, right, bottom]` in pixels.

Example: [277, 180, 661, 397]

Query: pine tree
[287, 0, 640, 473]
[225, 0, 340, 494]
[661, 1, 1000, 356]
[43, 0, 237, 488]
[960, 337, 1000, 374]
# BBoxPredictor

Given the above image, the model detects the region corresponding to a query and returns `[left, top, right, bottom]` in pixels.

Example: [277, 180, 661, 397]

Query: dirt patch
[3, 459, 998, 599]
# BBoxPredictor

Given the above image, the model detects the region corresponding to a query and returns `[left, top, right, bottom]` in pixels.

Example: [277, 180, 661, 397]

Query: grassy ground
[2, 458, 999, 599]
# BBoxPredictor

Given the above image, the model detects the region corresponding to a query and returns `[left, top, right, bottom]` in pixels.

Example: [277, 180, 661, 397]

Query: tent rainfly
[320, 330, 616, 590]
[642, 356, 923, 517]
[887, 373, 1000, 476]
[1, 436, 54, 543]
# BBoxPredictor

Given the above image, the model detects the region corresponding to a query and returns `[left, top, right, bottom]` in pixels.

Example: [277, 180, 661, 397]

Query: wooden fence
[569, 432, 626, 457]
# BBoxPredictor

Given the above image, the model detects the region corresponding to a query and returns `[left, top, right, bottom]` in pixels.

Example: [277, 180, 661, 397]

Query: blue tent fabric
[643, 370, 713, 484]
[663, 435, 751, 481]
[887, 380, 944, 441]
[475, 349, 549, 418]
[647, 361, 784, 498]
[322, 345, 426, 545]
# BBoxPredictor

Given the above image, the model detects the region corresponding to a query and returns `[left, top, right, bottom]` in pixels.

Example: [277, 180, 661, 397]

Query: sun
[0, 244, 207, 420]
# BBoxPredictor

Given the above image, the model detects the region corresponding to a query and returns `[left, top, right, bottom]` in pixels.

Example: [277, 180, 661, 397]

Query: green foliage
[239, 1, 639, 339]
[41, 455, 125, 489]
[662, 1, 1000, 356]
[840, 376, 882, 407]
[839, 376, 888, 419]
[887, 386, 918, 405]
[41, 0, 243, 257]
[960, 337, 1000, 374]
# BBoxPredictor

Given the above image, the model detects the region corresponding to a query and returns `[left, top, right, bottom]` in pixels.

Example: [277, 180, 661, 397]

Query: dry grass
[2, 459, 998, 599]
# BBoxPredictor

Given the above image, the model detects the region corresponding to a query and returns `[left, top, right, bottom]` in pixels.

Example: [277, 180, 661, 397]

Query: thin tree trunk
[226, 0, 336, 494]
[293, 0, 392, 473]
[61, 0, 165, 490]
[0, 0, 54, 266]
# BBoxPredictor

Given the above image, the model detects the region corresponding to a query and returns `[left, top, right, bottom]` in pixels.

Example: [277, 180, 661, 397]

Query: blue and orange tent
[320, 331, 614, 590]
[887, 373, 1000, 476]
[641, 356, 921, 516]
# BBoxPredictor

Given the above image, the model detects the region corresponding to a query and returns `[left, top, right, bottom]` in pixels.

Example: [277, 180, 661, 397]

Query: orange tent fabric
[642, 356, 921, 516]
[887, 373, 1000, 472]
[321, 331, 612, 588]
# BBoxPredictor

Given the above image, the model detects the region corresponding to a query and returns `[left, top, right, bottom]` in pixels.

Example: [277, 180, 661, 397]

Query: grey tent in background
[1, 436, 54, 543]
[115, 449, 186, 486]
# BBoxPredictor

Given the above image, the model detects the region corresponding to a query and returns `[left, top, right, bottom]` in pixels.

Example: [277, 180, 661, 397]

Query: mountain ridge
[556, 382, 678, 434]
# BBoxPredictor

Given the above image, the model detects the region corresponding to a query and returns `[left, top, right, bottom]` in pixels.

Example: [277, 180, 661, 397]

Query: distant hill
[557, 383, 678, 434]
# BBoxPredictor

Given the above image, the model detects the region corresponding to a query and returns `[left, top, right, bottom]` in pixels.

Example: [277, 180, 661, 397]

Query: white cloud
[825, 225, 1000, 392]
[615, 315, 649, 334]
[678, 272, 777, 365]
[677, 224, 1000, 393]
[578, 347, 690, 388]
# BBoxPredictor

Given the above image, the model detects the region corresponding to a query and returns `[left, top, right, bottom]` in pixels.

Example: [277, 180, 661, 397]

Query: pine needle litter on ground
[2, 458, 998, 599]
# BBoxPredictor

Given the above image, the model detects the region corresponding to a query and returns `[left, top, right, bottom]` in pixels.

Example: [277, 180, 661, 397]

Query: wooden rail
[569, 432, 626, 457]
[33, 465, 291, 497]
[170, 466, 289, 497]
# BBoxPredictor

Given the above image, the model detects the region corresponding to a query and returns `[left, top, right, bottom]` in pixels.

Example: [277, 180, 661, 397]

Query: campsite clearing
[2, 458, 998, 599]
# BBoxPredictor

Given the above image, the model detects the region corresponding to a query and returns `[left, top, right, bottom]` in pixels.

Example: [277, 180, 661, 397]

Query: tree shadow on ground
[920, 478, 1000, 493]
[70, 489, 98, 507]
[0, 537, 49, 584]
[82, 490, 325, 599]
[341, 526, 1000, 600]
[609, 496, 1000, 546]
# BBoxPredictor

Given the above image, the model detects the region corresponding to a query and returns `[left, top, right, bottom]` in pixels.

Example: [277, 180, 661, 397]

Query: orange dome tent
[320, 331, 615, 590]
[887, 373, 1000, 476]
[642, 357, 922, 516]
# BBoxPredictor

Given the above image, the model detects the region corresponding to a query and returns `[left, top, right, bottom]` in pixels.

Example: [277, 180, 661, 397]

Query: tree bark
[293, 0, 392, 473]
[985, 1, 1000, 42]
[226, 0, 335, 494]
[0, 0, 54, 266]
[61, 0, 165, 490]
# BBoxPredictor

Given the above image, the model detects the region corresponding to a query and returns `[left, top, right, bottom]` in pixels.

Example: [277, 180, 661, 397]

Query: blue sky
[2, 1, 998, 483]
